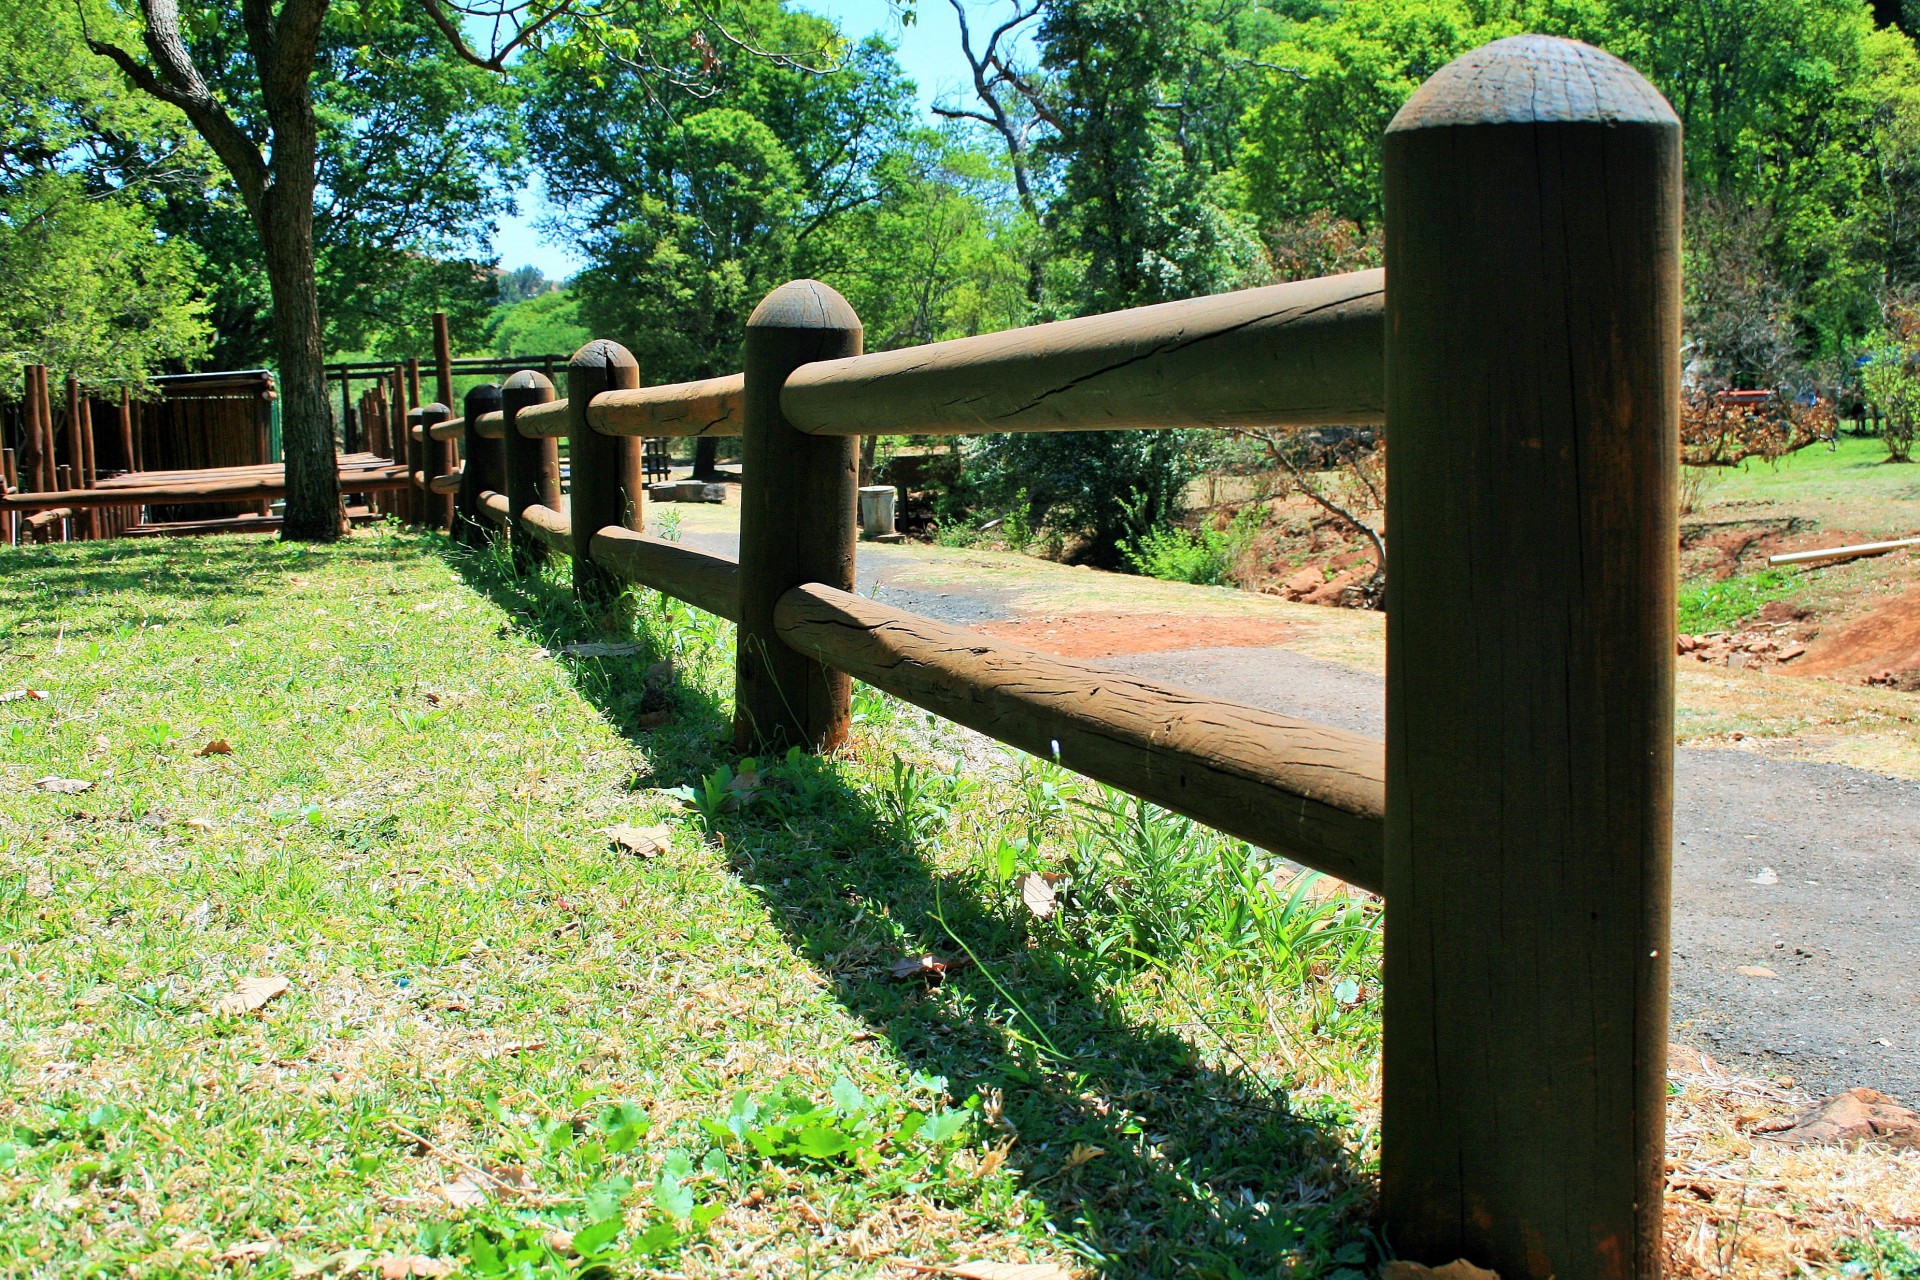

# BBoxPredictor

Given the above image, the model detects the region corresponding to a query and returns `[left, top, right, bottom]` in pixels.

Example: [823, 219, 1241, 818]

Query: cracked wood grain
[589, 374, 746, 438]
[779, 269, 1383, 437]
[774, 583, 1385, 892]
[590, 528, 739, 621]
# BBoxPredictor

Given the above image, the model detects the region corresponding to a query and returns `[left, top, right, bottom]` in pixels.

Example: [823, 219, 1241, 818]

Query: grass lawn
[0, 528, 1382, 1278]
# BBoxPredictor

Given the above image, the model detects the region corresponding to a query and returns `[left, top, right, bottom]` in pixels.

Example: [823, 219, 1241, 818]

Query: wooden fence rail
[407, 36, 1683, 1280]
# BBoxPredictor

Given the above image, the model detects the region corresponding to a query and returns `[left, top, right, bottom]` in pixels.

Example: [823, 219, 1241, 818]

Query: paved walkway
[675, 513, 1920, 1100]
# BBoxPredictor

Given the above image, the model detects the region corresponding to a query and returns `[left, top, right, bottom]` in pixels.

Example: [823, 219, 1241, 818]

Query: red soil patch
[976, 611, 1296, 659]
[1790, 585, 1920, 678]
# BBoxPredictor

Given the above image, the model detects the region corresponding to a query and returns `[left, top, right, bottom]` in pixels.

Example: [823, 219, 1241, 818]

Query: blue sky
[491, 0, 1001, 279]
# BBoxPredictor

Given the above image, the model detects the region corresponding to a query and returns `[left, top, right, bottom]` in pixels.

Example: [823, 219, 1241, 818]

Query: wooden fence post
[734, 280, 861, 753]
[433, 311, 456, 411]
[456, 382, 502, 546]
[21, 367, 46, 494]
[404, 405, 427, 526]
[420, 402, 452, 530]
[1379, 36, 1680, 1280]
[565, 341, 643, 603]
[500, 370, 558, 576]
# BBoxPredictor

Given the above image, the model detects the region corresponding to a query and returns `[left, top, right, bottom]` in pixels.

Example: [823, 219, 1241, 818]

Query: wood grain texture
[500, 370, 560, 575]
[456, 383, 504, 547]
[589, 526, 740, 620]
[513, 398, 570, 438]
[0, 471, 411, 508]
[1379, 35, 1680, 1280]
[403, 406, 427, 524]
[428, 469, 462, 495]
[777, 584, 1385, 891]
[420, 402, 454, 530]
[780, 270, 1382, 437]
[427, 417, 463, 442]
[478, 489, 510, 525]
[520, 501, 572, 554]
[735, 280, 861, 753]
[473, 410, 506, 440]
[588, 373, 745, 438]
[565, 341, 643, 601]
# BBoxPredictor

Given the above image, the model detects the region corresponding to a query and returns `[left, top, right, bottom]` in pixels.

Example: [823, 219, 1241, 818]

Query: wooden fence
[396, 37, 1681, 1280]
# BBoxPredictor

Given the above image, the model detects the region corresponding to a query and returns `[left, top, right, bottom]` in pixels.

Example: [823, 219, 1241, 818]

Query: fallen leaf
[560, 641, 644, 659]
[1748, 867, 1779, 886]
[182, 817, 215, 832]
[423, 692, 443, 706]
[920, 1262, 1076, 1280]
[1015, 872, 1058, 920]
[1737, 965, 1780, 979]
[35, 777, 93, 794]
[0, 689, 48, 702]
[373, 1257, 455, 1279]
[213, 975, 289, 1015]
[542, 1229, 576, 1256]
[439, 1172, 489, 1209]
[890, 953, 967, 981]
[500, 1039, 547, 1056]
[214, 1240, 276, 1263]
[194, 739, 233, 757]
[976, 1140, 1013, 1178]
[1058, 1142, 1104, 1174]
[606, 824, 672, 858]
[441, 1163, 536, 1208]
[1382, 1262, 1501, 1280]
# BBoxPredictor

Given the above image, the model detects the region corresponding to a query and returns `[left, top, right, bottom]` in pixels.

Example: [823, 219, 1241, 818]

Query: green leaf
[571, 1215, 622, 1257]
[653, 1171, 695, 1220]
[829, 1077, 868, 1116]
[792, 1126, 851, 1159]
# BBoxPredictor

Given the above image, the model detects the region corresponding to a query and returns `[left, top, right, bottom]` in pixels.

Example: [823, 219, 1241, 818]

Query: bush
[1121, 508, 1262, 585]
[970, 430, 1202, 566]
[1678, 568, 1800, 633]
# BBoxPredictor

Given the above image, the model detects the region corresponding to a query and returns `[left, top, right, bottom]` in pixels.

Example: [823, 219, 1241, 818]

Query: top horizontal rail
[588, 373, 744, 438]
[473, 410, 506, 440]
[780, 269, 1384, 437]
[514, 399, 570, 438]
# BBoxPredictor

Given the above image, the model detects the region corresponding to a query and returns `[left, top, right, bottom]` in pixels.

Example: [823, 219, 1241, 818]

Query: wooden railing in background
[401, 37, 1681, 1280]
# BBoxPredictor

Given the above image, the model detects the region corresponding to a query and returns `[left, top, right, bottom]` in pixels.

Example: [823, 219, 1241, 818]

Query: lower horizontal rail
[520, 502, 572, 553]
[428, 469, 462, 495]
[589, 526, 739, 619]
[478, 490, 510, 524]
[774, 584, 1386, 892]
[1, 469, 411, 509]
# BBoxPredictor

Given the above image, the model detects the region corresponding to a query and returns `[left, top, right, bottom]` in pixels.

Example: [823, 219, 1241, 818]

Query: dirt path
[673, 508, 1920, 1100]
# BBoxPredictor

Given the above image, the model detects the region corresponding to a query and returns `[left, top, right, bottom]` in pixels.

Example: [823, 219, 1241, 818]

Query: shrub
[970, 430, 1202, 566]
[1121, 508, 1262, 585]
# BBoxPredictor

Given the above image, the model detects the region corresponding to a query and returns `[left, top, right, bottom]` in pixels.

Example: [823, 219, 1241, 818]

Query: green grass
[1691, 434, 1920, 537]
[1677, 567, 1803, 633]
[0, 527, 1382, 1277]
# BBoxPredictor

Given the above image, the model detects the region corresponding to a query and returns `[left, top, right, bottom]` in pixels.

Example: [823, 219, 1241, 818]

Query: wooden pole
[406, 358, 422, 412]
[3, 447, 16, 544]
[564, 341, 643, 602]
[20, 367, 46, 494]
[79, 397, 99, 538]
[501, 370, 559, 575]
[1379, 36, 1680, 1280]
[421, 402, 453, 530]
[404, 405, 427, 525]
[118, 388, 135, 474]
[433, 312, 455, 411]
[64, 376, 81, 486]
[734, 279, 861, 753]
[455, 383, 502, 545]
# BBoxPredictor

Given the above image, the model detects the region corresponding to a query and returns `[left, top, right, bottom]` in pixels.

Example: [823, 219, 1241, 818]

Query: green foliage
[0, 174, 211, 389]
[1840, 1229, 1920, 1279]
[486, 289, 592, 359]
[1677, 568, 1802, 633]
[972, 429, 1201, 566]
[1121, 508, 1263, 585]
[1863, 333, 1920, 461]
[526, 2, 913, 380]
[1240, 0, 1508, 229]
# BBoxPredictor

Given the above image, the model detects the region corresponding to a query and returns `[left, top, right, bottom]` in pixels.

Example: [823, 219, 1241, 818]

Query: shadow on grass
[444, 533, 1377, 1278]
[0, 527, 437, 646]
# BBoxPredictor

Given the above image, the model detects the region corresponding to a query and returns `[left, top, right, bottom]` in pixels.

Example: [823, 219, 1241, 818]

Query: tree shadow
[442, 537, 1379, 1278]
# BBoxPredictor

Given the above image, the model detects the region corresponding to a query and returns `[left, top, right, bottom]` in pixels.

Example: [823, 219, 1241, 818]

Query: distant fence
[394, 37, 1681, 1280]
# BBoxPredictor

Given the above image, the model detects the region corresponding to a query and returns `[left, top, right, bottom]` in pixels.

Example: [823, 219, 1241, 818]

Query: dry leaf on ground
[35, 777, 93, 794]
[373, 1257, 455, 1279]
[213, 1240, 275, 1263]
[1015, 872, 1058, 919]
[560, 641, 644, 659]
[605, 824, 672, 858]
[915, 1262, 1076, 1280]
[212, 975, 289, 1016]
[194, 739, 233, 757]
[1737, 965, 1780, 979]
[1754, 1087, 1920, 1150]
[890, 953, 967, 981]
[441, 1163, 537, 1208]
[1382, 1261, 1501, 1280]
[0, 689, 48, 702]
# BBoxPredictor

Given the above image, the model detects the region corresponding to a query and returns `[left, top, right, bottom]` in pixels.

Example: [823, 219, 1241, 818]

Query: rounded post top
[569, 339, 637, 371]
[1387, 35, 1676, 134]
[464, 383, 502, 414]
[749, 279, 861, 333]
[419, 402, 450, 419]
[502, 369, 555, 393]
[405, 406, 426, 422]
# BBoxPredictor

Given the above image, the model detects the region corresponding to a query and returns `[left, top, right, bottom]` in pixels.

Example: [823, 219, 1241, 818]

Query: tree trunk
[260, 124, 341, 540]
